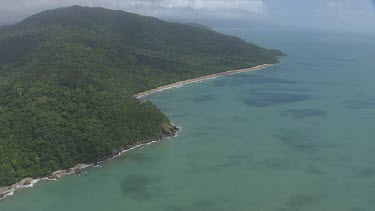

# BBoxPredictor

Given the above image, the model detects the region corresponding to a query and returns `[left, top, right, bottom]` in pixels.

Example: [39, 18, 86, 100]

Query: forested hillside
[0, 5, 283, 186]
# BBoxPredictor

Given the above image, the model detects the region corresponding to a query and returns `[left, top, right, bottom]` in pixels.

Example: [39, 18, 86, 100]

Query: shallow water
[1, 29, 375, 211]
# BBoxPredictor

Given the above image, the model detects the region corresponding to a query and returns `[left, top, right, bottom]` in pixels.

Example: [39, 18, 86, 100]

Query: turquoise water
[1, 29, 375, 211]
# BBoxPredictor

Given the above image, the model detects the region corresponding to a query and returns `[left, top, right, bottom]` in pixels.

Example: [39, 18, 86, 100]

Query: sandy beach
[135, 64, 274, 98]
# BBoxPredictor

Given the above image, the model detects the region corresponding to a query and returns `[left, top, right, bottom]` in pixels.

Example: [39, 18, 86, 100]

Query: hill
[0, 5, 283, 187]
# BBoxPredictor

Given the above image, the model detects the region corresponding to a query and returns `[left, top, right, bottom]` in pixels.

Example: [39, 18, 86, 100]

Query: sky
[1, 0, 375, 34]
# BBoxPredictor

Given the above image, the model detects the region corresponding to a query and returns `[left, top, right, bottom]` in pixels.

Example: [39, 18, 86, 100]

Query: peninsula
[0, 5, 283, 196]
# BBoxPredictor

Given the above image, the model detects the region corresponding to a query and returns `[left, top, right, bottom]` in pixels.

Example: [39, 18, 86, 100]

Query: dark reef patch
[227, 154, 248, 161]
[166, 199, 216, 211]
[190, 94, 216, 102]
[256, 159, 296, 171]
[190, 130, 210, 137]
[256, 85, 310, 93]
[186, 155, 247, 175]
[281, 108, 326, 119]
[344, 99, 375, 109]
[121, 174, 165, 199]
[231, 115, 247, 122]
[209, 154, 250, 172]
[279, 194, 321, 211]
[305, 165, 327, 176]
[127, 153, 152, 163]
[242, 91, 315, 107]
[273, 129, 337, 154]
[208, 160, 243, 172]
[325, 57, 356, 63]
[295, 61, 320, 67]
[273, 129, 319, 153]
[355, 168, 375, 179]
[351, 206, 367, 211]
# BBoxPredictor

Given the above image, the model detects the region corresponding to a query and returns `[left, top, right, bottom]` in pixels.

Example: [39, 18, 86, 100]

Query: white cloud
[0, 0, 374, 33]
[159, 0, 264, 13]
[0, 0, 265, 24]
[262, 0, 375, 33]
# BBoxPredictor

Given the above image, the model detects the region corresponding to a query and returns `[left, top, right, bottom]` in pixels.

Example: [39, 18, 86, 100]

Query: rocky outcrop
[0, 177, 34, 199]
[48, 170, 66, 180]
[14, 178, 33, 187]
[0, 186, 12, 198]
[68, 164, 88, 174]
[10, 178, 34, 189]
[48, 164, 91, 180]
[161, 123, 179, 137]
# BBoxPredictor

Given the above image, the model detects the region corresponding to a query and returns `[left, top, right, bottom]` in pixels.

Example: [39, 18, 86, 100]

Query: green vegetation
[0, 5, 283, 186]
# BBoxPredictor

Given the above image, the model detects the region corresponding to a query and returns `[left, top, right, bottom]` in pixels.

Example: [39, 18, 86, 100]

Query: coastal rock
[0, 186, 11, 197]
[49, 170, 67, 180]
[19, 178, 33, 186]
[0, 178, 34, 198]
[161, 123, 179, 137]
[8, 178, 34, 190]
[112, 149, 120, 156]
[68, 164, 89, 175]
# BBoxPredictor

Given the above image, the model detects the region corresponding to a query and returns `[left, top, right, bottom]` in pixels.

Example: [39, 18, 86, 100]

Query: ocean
[1, 29, 375, 211]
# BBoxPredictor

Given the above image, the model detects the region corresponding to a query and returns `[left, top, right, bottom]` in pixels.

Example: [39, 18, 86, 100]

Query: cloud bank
[0, 0, 374, 33]
[264, 0, 375, 33]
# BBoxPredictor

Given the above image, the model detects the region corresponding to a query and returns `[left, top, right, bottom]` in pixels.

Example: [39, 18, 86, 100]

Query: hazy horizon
[1, 0, 375, 34]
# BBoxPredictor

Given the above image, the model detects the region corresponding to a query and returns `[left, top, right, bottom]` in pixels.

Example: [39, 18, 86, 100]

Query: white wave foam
[5, 191, 14, 196]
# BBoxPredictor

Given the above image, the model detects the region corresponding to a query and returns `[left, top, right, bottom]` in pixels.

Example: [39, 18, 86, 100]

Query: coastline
[0, 125, 180, 200]
[135, 64, 274, 98]
[0, 63, 273, 200]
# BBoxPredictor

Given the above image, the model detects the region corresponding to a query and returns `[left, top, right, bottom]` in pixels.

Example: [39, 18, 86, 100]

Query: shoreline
[0, 125, 181, 200]
[0, 64, 273, 200]
[135, 64, 274, 98]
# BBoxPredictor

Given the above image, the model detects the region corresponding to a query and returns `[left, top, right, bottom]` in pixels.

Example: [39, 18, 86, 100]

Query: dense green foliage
[0, 6, 283, 186]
